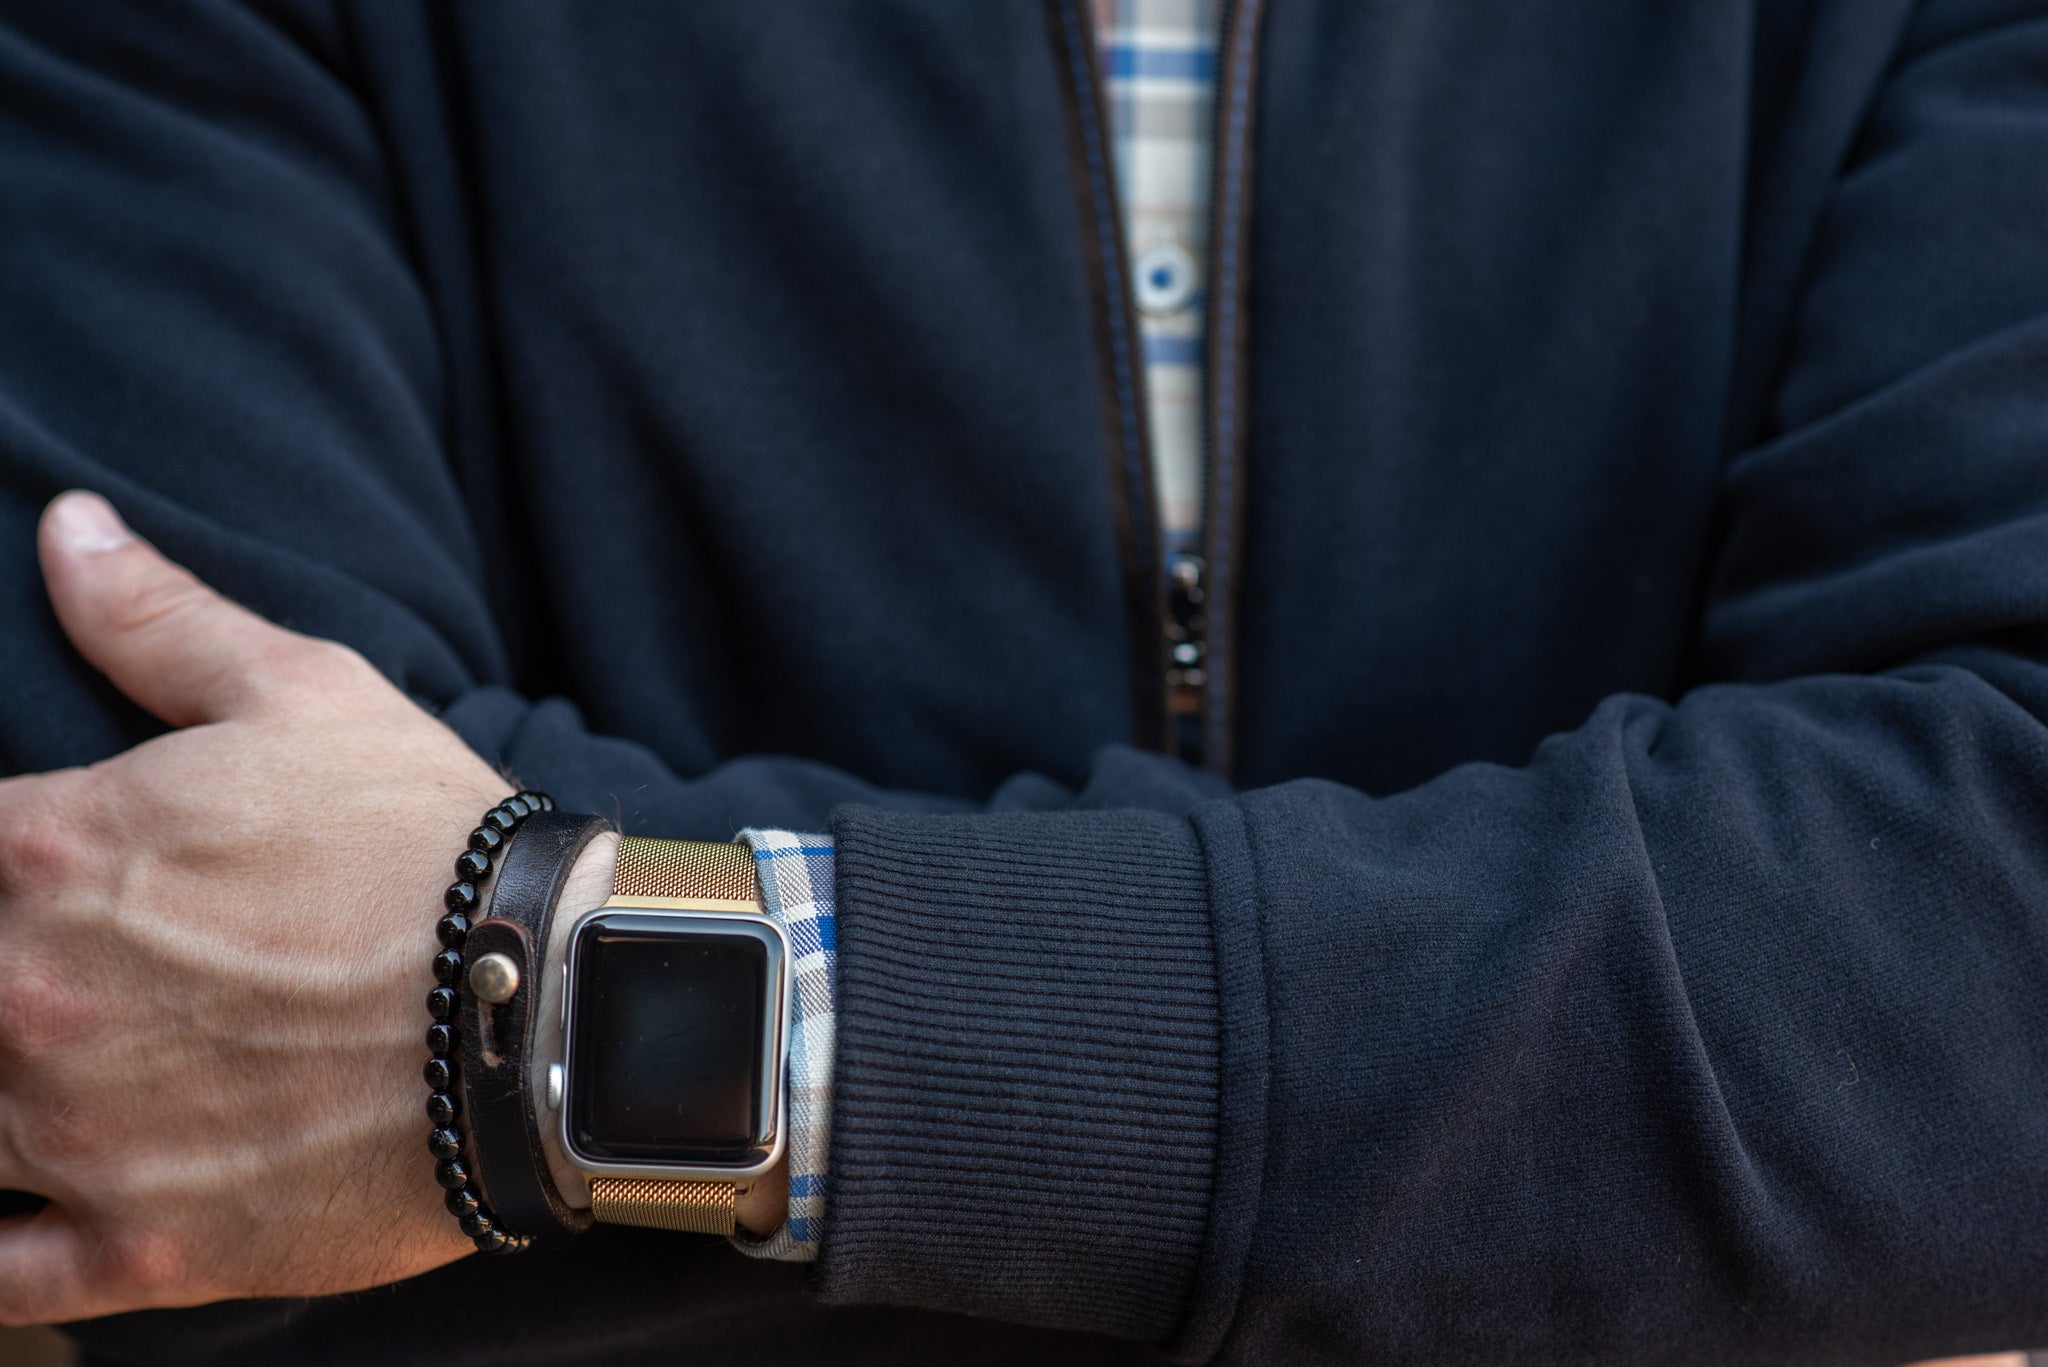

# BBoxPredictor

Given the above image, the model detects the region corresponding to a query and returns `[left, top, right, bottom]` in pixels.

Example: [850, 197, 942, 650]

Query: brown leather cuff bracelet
[456, 809, 609, 1247]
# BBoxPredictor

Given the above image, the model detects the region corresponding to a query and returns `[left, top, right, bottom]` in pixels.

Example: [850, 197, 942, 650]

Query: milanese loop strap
[589, 838, 762, 1237]
[613, 836, 758, 905]
[589, 1176, 739, 1235]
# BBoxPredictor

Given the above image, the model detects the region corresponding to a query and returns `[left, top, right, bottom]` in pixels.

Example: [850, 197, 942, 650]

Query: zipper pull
[1166, 551, 1208, 762]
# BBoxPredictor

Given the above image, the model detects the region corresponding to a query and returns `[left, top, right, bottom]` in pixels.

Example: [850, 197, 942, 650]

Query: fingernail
[48, 491, 134, 554]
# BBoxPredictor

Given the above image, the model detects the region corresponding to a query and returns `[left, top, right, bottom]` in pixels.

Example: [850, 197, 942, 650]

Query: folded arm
[2, 1, 2047, 1364]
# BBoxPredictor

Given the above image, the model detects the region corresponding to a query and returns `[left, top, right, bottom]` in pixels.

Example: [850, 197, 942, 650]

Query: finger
[0, 1106, 48, 1205]
[38, 491, 313, 727]
[0, 1202, 190, 1327]
[0, 1204, 101, 1327]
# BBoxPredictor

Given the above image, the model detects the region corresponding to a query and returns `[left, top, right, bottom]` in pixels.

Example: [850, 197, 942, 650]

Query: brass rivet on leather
[467, 951, 521, 1004]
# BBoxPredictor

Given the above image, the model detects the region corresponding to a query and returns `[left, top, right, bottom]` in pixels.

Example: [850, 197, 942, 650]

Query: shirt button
[1133, 241, 1199, 317]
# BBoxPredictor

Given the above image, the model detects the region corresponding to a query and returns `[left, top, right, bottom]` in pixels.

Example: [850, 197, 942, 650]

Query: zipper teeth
[1195, 0, 1259, 776]
[1066, 0, 1257, 767]
[1166, 550, 1209, 757]
[1061, 0, 1170, 755]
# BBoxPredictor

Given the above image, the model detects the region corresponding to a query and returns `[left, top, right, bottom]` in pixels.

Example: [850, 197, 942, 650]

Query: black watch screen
[566, 913, 780, 1166]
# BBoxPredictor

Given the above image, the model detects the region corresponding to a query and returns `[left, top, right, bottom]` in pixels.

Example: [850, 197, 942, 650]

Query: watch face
[566, 913, 782, 1167]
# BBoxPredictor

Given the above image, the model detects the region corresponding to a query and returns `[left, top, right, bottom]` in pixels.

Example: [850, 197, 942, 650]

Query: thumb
[38, 491, 311, 727]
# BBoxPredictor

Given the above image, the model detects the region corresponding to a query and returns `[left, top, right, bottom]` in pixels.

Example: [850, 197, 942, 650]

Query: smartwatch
[547, 837, 790, 1235]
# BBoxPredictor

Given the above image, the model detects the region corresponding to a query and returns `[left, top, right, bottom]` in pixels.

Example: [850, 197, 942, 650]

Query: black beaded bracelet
[425, 790, 554, 1255]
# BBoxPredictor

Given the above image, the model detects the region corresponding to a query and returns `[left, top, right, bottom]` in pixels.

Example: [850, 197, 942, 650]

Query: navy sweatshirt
[3, 2, 2047, 1363]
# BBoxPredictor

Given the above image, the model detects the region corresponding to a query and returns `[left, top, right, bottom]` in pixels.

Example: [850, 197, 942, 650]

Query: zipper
[1166, 549, 1208, 763]
[1052, 0, 1263, 771]
[1194, 0, 1264, 777]
[1052, 0, 1171, 756]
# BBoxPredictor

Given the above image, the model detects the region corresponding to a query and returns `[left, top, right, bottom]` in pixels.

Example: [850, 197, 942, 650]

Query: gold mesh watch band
[613, 836, 758, 904]
[588, 838, 761, 1236]
[588, 1176, 738, 1234]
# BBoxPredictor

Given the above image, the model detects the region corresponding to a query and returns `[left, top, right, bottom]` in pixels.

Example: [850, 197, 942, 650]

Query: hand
[0, 492, 506, 1323]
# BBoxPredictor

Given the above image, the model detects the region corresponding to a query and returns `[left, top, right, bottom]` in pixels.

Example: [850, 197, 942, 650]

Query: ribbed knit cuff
[815, 806, 1221, 1343]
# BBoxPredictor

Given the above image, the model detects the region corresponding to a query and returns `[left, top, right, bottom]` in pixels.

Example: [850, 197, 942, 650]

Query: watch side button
[547, 1062, 564, 1111]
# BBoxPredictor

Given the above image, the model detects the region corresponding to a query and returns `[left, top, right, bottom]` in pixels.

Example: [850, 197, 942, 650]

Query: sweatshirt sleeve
[0, 1, 977, 832]
[812, 5, 2048, 1363]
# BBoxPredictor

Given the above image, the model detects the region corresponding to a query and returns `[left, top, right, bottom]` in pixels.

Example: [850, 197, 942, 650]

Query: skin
[0, 491, 782, 1326]
[0, 490, 2009, 1362]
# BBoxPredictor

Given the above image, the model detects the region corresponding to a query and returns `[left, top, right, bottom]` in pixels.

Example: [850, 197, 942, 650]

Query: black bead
[428, 795, 566, 1252]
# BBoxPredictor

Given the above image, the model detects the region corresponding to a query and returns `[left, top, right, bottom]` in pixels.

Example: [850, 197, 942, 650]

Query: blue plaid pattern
[732, 829, 837, 1262]
[1097, 0, 1219, 551]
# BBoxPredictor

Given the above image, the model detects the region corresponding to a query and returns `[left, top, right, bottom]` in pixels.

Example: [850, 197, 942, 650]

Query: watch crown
[547, 1062, 565, 1111]
[468, 951, 521, 1004]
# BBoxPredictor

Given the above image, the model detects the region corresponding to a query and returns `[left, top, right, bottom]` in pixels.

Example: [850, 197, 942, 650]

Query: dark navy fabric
[3, 1, 2047, 1362]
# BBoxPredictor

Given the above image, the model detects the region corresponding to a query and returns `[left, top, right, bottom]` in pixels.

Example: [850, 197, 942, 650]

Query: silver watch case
[556, 901, 791, 1183]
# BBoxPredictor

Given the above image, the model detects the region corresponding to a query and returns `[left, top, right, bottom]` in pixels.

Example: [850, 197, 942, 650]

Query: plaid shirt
[730, 829, 838, 1262]
[729, 3, 1218, 1266]
[1096, 0, 1217, 553]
